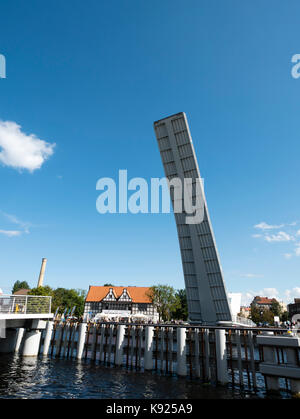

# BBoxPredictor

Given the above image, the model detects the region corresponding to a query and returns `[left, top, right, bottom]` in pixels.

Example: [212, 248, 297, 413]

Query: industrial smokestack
[37, 258, 47, 288]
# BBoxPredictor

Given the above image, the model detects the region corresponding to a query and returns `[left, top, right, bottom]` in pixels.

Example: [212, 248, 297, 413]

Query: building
[288, 298, 300, 323]
[279, 301, 287, 313]
[84, 286, 159, 322]
[228, 293, 242, 316]
[239, 306, 251, 319]
[13, 289, 30, 296]
[251, 296, 277, 310]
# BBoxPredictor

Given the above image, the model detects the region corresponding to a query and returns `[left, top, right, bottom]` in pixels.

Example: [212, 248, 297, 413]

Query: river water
[0, 354, 287, 399]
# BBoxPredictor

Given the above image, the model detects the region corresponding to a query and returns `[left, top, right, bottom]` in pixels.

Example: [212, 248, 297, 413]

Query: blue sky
[0, 0, 300, 305]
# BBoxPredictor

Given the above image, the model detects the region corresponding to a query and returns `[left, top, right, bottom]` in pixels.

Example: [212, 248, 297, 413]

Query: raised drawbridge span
[154, 112, 233, 325]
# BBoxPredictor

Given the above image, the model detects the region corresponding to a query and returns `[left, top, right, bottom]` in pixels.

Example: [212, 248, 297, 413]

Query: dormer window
[103, 288, 116, 301]
[118, 288, 132, 302]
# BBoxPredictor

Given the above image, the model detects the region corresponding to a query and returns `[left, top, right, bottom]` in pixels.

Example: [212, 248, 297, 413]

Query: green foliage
[270, 300, 282, 317]
[280, 311, 289, 322]
[250, 300, 286, 325]
[147, 285, 180, 322]
[250, 304, 275, 325]
[172, 289, 188, 321]
[28, 286, 54, 314]
[52, 288, 86, 318]
[28, 286, 86, 318]
[12, 280, 30, 294]
[29, 286, 54, 297]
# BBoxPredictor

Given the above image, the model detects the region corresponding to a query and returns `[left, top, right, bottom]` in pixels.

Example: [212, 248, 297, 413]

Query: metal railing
[231, 314, 257, 327]
[0, 294, 52, 314]
[44, 320, 299, 395]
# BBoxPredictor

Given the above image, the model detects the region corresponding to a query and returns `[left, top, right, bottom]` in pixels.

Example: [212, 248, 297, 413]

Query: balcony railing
[0, 294, 52, 315]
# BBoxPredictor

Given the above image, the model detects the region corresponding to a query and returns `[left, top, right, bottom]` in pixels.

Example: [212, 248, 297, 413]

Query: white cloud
[254, 222, 284, 230]
[295, 244, 300, 257]
[261, 288, 280, 298]
[0, 120, 55, 172]
[240, 288, 279, 306]
[241, 287, 300, 306]
[241, 292, 256, 306]
[1, 211, 30, 233]
[241, 288, 282, 306]
[284, 253, 293, 259]
[0, 229, 22, 237]
[0, 210, 31, 237]
[284, 288, 300, 302]
[243, 273, 264, 278]
[264, 231, 294, 242]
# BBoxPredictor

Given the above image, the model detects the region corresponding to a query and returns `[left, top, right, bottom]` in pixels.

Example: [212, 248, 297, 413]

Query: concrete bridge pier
[176, 327, 187, 376]
[257, 333, 300, 396]
[115, 324, 126, 366]
[0, 329, 18, 353]
[22, 330, 42, 357]
[76, 322, 87, 360]
[144, 326, 154, 370]
[0, 294, 53, 356]
[286, 345, 300, 395]
[15, 328, 25, 353]
[215, 329, 229, 385]
[42, 321, 54, 356]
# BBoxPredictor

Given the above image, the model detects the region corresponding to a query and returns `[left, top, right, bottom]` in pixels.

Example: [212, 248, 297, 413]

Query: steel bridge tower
[154, 112, 232, 325]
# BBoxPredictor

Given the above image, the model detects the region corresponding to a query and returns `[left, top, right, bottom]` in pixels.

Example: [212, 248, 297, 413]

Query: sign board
[102, 310, 131, 316]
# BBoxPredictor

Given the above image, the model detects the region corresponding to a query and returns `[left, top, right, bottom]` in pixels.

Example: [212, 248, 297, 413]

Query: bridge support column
[15, 328, 25, 353]
[22, 330, 41, 357]
[42, 321, 54, 356]
[76, 323, 87, 360]
[261, 345, 279, 391]
[286, 347, 300, 395]
[177, 327, 187, 376]
[0, 329, 17, 353]
[115, 324, 126, 366]
[215, 329, 228, 384]
[144, 326, 154, 370]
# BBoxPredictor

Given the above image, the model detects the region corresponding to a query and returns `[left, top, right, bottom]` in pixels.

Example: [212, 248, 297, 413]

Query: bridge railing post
[76, 322, 87, 360]
[144, 326, 154, 370]
[15, 328, 25, 353]
[215, 328, 228, 385]
[115, 324, 126, 366]
[42, 321, 54, 356]
[177, 327, 187, 376]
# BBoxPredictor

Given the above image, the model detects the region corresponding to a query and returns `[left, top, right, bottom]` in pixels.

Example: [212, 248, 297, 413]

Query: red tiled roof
[13, 288, 30, 295]
[85, 286, 152, 304]
[254, 296, 276, 305]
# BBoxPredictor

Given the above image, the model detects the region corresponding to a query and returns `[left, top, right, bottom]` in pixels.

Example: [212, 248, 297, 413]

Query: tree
[52, 288, 86, 318]
[270, 300, 282, 317]
[29, 286, 54, 297]
[27, 286, 54, 314]
[172, 289, 188, 321]
[249, 305, 261, 324]
[29, 286, 86, 318]
[250, 304, 275, 325]
[12, 280, 30, 294]
[281, 311, 289, 322]
[147, 285, 180, 322]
